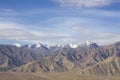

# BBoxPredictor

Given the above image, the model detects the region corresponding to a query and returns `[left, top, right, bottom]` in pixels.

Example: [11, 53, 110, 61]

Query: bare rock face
[12, 55, 75, 73]
[0, 44, 50, 67]
[82, 56, 120, 75]
[1, 42, 120, 76]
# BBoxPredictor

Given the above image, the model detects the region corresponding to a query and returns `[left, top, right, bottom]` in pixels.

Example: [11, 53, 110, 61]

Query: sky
[0, 0, 120, 45]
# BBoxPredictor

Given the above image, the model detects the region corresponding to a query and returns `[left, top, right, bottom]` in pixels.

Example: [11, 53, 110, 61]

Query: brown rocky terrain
[1, 42, 120, 80]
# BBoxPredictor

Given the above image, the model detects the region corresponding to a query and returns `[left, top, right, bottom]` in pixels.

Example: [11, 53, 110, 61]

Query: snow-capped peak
[86, 41, 91, 46]
[69, 44, 78, 48]
[36, 43, 41, 48]
[44, 44, 50, 49]
[31, 42, 43, 48]
[56, 44, 65, 47]
[13, 43, 21, 47]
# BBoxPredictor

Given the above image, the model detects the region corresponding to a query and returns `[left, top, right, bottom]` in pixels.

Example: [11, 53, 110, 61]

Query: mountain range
[0, 42, 120, 80]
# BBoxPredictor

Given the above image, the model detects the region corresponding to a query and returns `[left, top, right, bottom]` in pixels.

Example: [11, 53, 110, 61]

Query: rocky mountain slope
[0, 43, 50, 67]
[82, 56, 120, 75]
[1, 42, 120, 76]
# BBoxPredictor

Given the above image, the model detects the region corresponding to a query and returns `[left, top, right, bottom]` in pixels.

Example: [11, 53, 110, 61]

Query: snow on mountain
[86, 41, 91, 46]
[31, 43, 42, 48]
[13, 43, 21, 47]
[12, 41, 97, 49]
[69, 44, 78, 48]
[36, 43, 41, 48]
[44, 44, 50, 49]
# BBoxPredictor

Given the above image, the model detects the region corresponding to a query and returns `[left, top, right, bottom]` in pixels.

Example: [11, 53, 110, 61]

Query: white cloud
[0, 22, 35, 40]
[53, 0, 120, 8]
[0, 22, 21, 29]
[0, 9, 17, 16]
[82, 9, 120, 18]
[94, 38, 120, 45]
[0, 21, 120, 45]
[95, 32, 117, 38]
[89, 32, 120, 45]
[0, 9, 14, 12]
[0, 8, 120, 45]
[0, 21, 73, 45]
[71, 26, 92, 35]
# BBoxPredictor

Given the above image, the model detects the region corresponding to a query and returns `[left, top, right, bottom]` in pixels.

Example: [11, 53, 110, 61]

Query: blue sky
[0, 0, 120, 45]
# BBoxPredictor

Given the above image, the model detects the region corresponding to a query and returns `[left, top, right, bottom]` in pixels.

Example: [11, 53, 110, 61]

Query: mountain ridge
[1, 41, 120, 76]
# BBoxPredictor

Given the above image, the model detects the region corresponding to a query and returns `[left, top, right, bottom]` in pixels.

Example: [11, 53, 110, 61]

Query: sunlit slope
[0, 72, 49, 80]
[82, 56, 120, 75]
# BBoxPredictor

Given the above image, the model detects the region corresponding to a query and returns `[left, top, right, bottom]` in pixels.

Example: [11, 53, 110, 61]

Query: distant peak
[86, 41, 91, 46]
[36, 42, 42, 48]
[69, 44, 78, 48]
[13, 43, 21, 47]
[90, 43, 99, 48]
[31, 42, 42, 48]
[82, 41, 98, 48]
